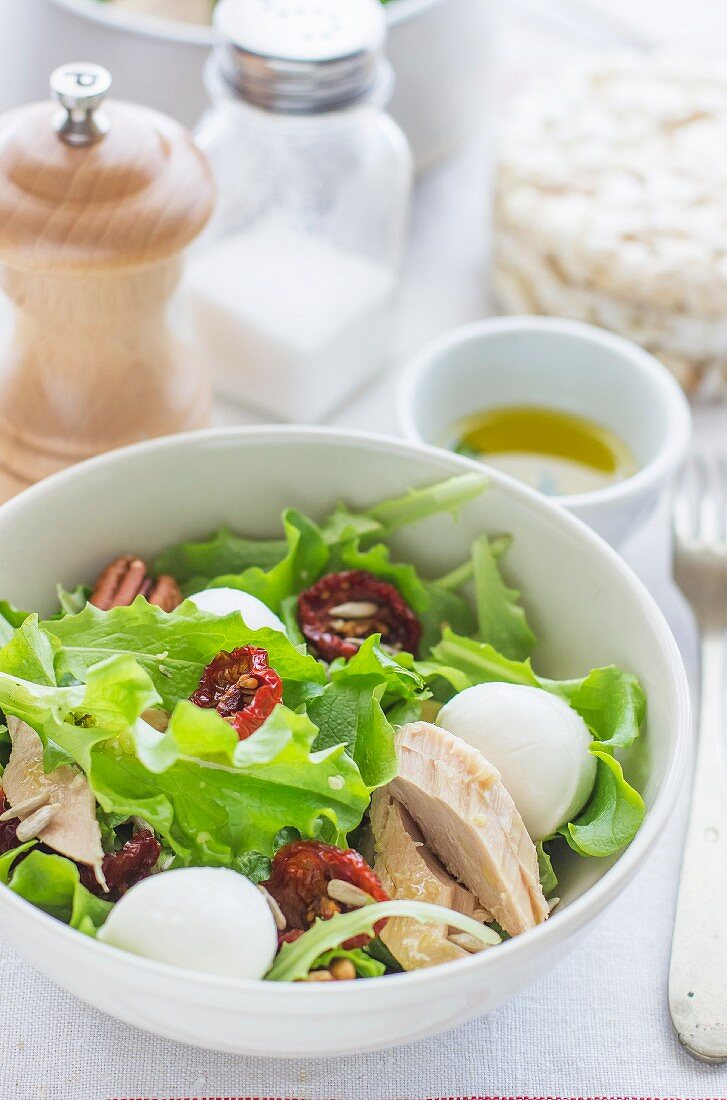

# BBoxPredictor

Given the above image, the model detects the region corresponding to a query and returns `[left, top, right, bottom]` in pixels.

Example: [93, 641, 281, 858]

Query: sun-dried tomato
[263, 839, 389, 949]
[0, 790, 19, 856]
[190, 646, 283, 740]
[80, 829, 162, 901]
[297, 570, 422, 662]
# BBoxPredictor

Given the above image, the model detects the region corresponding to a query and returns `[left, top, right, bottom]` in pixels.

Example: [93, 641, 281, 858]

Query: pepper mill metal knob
[0, 64, 215, 501]
[51, 63, 112, 146]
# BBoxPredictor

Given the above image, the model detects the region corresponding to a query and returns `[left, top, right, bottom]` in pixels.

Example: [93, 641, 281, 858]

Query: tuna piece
[2, 717, 106, 885]
[370, 789, 491, 970]
[389, 721, 549, 936]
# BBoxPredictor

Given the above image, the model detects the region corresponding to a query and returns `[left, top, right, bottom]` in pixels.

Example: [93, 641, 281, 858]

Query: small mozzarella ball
[187, 587, 286, 634]
[438, 682, 596, 840]
[97, 868, 278, 980]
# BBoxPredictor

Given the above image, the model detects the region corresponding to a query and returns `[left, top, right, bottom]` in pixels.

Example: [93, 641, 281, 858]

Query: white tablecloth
[1, 2, 726, 1096]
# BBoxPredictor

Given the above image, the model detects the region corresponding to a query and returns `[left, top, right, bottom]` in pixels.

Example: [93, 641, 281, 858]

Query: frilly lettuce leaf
[430, 628, 540, 688]
[311, 946, 386, 978]
[154, 528, 288, 586]
[204, 510, 328, 612]
[471, 534, 536, 660]
[364, 473, 488, 531]
[0, 625, 161, 772]
[5, 848, 112, 936]
[560, 748, 645, 857]
[0, 600, 30, 645]
[81, 704, 369, 866]
[536, 841, 558, 896]
[307, 635, 424, 788]
[42, 598, 325, 710]
[0, 615, 58, 686]
[546, 666, 646, 750]
[265, 900, 501, 981]
[0, 841, 37, 884]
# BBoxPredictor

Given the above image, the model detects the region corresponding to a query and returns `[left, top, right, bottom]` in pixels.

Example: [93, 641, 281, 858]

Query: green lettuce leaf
[536, 841, 558, 896]
[54, 584, 90, 617]
[83, 704, 369, 867]
[265, 900, 501, 981]
[155, 528, 288, 586]
[205, 510, 328, 613]
[319, 506, 383, 547]
[0, 615, 58, 686]
[548, 667, 646, 750]
[0, 599, 31, 639]
[312, 946, 386, 978]
[560, 748, 645, 857]
[43, 598, 325, 710]
[6, 849, 112, 936]
[365, 473, 488, 531]
[471, 534, 536, 660]
[430, 628, 540, 688]
[307, 636, 419, 788]
[0, 841, 37, 884]
[0, 649, 160, 773]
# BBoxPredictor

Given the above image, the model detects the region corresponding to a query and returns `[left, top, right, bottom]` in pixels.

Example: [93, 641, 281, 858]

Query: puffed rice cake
[493, 53, 727, 398]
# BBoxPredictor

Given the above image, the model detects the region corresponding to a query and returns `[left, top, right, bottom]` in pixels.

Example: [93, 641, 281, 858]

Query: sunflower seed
[548, 896, 561, 913]
[257, 884, 287, 931]
[15, 804, 58, 842]
[327, 879, 374, 908]
[328, 601, 378, 619]
[0, 790, 50, 822]
[447, 931, 488, 954]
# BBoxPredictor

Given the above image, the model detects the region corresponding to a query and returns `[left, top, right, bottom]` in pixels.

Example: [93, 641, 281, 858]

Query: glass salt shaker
[188, 0, 413, 423]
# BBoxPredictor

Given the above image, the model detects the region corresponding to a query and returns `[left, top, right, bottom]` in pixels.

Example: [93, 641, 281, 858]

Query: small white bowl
[0, 426, 689, 1055]
[398, 316, 692, 546]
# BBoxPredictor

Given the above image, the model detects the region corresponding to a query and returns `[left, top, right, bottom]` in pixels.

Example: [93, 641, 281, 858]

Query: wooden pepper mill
[0, 63, 215, 501]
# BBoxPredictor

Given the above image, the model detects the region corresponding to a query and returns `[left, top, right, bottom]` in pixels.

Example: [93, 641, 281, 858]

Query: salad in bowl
[0, 467, 648, 988]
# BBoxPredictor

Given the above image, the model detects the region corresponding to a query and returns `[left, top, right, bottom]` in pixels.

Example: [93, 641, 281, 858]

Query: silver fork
[669, 453, 727, 1063]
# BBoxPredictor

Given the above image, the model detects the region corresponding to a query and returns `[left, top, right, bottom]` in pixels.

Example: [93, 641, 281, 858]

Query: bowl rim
[397, 315, 693, 511]
[46, 0, 438, 47]
[0, 424, 691, 1000]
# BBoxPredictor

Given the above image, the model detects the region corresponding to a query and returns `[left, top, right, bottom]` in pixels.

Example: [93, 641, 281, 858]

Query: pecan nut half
[90, 556, 182, 612]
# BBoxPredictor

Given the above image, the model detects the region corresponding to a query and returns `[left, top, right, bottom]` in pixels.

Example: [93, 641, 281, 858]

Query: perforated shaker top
[212, 0, 389, 113]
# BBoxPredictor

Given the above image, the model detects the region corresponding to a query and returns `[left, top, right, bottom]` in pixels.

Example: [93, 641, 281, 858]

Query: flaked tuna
[389, 722, 549, 936]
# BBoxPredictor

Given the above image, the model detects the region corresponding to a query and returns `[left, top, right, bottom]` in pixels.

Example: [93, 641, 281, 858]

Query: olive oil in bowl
[448, 406, 637, 496]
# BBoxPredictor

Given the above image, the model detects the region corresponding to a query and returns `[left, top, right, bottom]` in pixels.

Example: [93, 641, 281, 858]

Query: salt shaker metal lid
[212, 0, 390, 113]
[0, 62, 214, 273]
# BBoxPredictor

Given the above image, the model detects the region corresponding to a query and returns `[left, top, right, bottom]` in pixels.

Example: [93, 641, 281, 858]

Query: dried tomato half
[297, 570, 422, 662]
[190, 645, 283, 740]
[263, 839, 389, 949]
[80, 829, 162, 901]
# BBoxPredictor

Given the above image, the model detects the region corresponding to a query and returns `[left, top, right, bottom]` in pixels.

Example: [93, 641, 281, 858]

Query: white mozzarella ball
[97, 868, 278, 980]
[438, 682, 596, 840]
[187, 586, 286, 634]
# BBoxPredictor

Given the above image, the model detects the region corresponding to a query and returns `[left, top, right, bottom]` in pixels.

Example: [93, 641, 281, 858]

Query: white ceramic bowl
[0, 426, 689, 1056]
[399, 316, 692, 547]
[24, 0, 492, 170]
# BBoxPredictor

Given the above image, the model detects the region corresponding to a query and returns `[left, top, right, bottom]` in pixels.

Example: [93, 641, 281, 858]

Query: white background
[0, 0, 726, 1096]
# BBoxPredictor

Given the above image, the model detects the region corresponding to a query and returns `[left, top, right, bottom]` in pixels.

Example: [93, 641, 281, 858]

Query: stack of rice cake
[493, 54, 727, 398]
